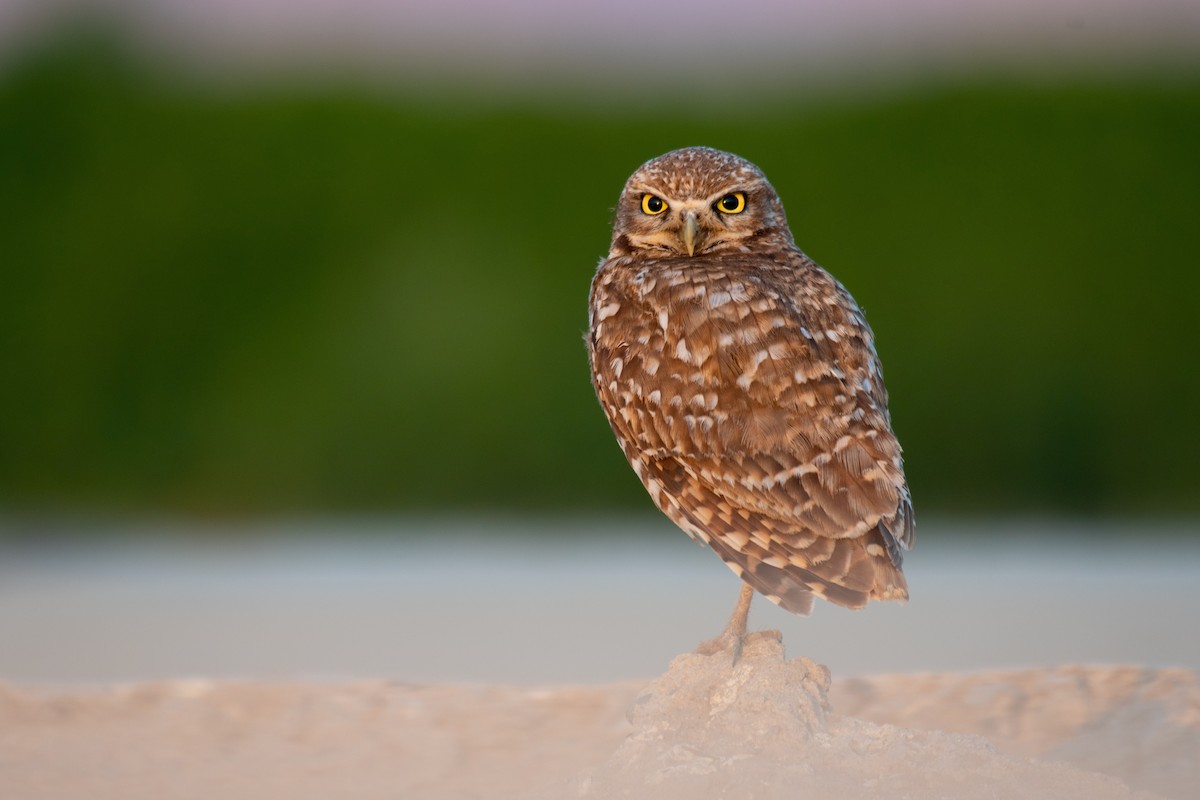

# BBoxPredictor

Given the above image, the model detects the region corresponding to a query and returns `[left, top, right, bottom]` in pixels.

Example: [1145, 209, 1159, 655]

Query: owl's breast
[593, 258, 854, 455]
[595, 255, 894, 456]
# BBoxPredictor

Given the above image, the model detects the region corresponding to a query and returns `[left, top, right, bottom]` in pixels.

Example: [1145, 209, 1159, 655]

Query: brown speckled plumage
[588, 147, 913, 622]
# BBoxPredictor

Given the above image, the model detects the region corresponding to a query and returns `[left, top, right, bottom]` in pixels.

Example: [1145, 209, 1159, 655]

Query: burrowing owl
[587, 147, 913, 650]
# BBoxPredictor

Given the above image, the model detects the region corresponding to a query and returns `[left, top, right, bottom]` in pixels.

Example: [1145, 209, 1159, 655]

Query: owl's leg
[695, 583, 780, 662]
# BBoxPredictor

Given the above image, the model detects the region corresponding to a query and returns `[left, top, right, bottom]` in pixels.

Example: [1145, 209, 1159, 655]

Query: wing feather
[589, 250, 913, 613]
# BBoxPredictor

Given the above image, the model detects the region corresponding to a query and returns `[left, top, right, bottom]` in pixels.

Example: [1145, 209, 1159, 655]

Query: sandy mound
[2, 643, 1196, 800]
[566, 636, 1173, 799]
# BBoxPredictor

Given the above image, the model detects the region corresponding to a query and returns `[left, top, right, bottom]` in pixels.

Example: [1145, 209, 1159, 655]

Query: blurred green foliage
[1, 35, 1198, 517]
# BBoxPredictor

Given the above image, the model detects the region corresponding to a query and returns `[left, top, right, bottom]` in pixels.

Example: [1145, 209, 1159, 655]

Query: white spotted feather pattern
[588, 147, 913, 616]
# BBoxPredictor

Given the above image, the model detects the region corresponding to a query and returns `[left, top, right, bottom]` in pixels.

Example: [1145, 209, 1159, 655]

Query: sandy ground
[1, 520, 1198, 798]
[2, 644, 1196, 799]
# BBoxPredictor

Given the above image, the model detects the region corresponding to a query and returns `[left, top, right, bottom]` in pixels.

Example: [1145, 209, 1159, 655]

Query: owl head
[609, 147, 793, 259]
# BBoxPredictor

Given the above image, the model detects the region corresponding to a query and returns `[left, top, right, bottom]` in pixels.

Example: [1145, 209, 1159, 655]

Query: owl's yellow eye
[641, 194, 668, 215]
[716, 192, 746, 214]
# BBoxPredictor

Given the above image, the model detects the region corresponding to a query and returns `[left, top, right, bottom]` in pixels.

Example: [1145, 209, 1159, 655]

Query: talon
[694, 631, 741, 660]
[745, 628, 782, 646]
[694, 583, 759, 662]
[694, 627, 780, 663]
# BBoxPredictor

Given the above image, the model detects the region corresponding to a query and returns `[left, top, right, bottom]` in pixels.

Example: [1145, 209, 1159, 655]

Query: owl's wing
[590, 257, 912, 614]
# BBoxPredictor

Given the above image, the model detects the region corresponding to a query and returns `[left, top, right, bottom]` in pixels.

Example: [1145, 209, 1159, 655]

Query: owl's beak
[681, 211, 700, 256]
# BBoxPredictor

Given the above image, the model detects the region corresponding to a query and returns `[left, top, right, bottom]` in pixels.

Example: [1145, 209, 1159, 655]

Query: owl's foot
[694, 583, 779, 663]
[694, 627, 782, 663]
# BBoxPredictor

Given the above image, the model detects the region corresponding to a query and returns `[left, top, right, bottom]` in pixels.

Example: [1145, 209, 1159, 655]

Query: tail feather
[643, 454, 909, 615]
